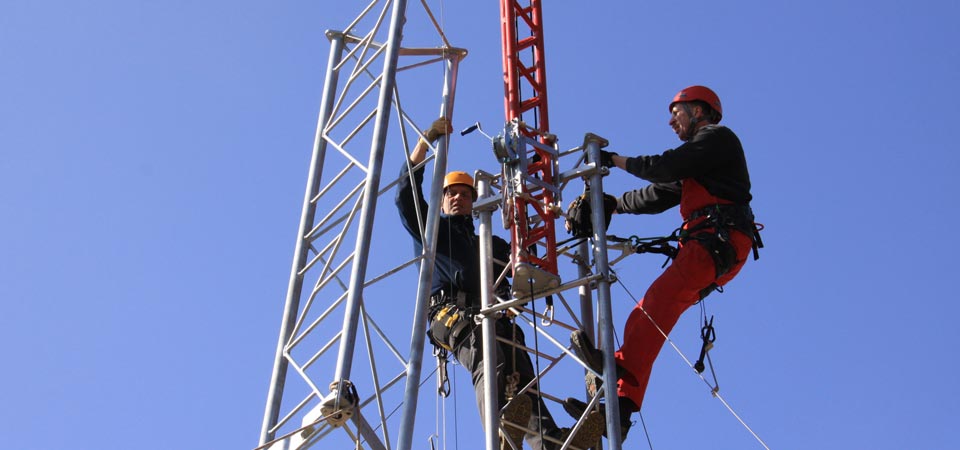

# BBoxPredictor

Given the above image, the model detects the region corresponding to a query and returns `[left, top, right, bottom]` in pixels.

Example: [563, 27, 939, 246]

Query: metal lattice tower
[258, 2, 625, 450]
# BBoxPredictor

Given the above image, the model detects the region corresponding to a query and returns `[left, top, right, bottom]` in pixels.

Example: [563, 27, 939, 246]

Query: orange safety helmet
[443, 171, 477, 199]
[669, 85, 722, 121]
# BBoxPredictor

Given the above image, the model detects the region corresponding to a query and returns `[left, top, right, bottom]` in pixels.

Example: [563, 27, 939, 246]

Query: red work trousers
[614, 229, 753, 410]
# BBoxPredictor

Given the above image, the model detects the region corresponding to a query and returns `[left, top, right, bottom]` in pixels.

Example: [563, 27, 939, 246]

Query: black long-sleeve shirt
[617, 125, 752, 218]
[395, 164, 511, 303]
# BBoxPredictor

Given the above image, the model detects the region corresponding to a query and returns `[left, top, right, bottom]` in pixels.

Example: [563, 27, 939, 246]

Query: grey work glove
[424, 117, 453, 142]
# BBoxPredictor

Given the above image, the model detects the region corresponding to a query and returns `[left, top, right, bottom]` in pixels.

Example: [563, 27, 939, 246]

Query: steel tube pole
[396, 53, 460, 450]
[577, 239, 595, 352]
[585, 134, 623, 450]
[476, 173, 501, 450]
[259, 31, 345, 445]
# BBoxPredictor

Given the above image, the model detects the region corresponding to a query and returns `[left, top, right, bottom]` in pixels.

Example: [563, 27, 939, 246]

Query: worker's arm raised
[409, 117, 452, 165]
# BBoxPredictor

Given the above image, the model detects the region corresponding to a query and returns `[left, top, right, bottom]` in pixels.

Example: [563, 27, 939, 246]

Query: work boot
[556, 407, 605, 449]
[570, 331, 625, 397]
[570, 330, 604, 374]
[561, 397, 633, 443]
[499, 394, 532, 450]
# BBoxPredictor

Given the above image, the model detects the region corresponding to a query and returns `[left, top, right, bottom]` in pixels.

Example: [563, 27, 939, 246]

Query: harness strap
[435, 346, 451, 397]
[627, 233, 680, 271]
[628, 205, 750, 280]
[431, 290, 475, 310]
[686, 203, 763, 261]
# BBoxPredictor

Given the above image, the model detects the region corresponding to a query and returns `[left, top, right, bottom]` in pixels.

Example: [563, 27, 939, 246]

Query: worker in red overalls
[564, 86, 762, 442]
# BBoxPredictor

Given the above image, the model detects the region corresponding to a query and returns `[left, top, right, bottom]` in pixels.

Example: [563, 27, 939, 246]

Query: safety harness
[426, 290, 480, 398]
[686, 203, 764, 263]
[624, 203, 764, 394]
[624, 203, 763, 296]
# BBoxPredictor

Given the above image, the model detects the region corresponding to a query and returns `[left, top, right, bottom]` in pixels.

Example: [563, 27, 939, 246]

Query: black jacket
[395, 164, 511, 304]
[618, 125, 752, 215]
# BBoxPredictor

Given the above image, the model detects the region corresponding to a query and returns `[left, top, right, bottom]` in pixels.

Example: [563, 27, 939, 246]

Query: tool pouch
[565, 192, 618, 238]
[428, 304, 473, 351]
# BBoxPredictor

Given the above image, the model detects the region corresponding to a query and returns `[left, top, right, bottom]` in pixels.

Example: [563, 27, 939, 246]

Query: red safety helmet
[669, 85, 722, 122]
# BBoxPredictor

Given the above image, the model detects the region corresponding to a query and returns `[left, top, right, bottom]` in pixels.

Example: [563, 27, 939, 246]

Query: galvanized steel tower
[258, 2, 623, 450]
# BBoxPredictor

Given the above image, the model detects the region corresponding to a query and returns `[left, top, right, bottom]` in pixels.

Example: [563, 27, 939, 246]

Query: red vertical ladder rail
[499, 0, 559, 280]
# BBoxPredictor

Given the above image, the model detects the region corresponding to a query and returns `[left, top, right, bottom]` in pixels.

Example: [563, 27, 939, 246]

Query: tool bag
[564, 191, 618, 238]
[428, 304, 473, 351]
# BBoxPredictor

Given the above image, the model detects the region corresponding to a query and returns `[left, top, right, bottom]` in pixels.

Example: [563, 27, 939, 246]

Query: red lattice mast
[499, 0, 559, 280]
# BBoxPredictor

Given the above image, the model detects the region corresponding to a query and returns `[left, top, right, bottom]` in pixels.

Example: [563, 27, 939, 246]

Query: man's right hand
[410, 118, 452, 165]
[599, 150, 619, 168]
[425, 117, 453, 142]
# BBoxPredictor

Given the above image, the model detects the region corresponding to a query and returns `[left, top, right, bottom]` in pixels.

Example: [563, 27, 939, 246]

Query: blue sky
[3, 1, 959, 449]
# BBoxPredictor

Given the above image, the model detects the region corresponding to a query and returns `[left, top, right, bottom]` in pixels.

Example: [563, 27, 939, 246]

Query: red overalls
[613, 179, 754, 410]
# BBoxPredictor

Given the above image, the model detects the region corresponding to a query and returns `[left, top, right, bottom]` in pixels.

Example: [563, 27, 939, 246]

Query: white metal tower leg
[260, 31, 346, 446]
[395, 56, 459, 450]
[332, 0, 408, 396]
[585, 134, 624, 450]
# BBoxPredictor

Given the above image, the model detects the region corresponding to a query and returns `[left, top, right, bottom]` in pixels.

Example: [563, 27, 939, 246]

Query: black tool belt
[429, 290, 473, 309]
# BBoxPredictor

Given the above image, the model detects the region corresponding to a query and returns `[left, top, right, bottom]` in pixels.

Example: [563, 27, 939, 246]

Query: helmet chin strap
[679, 103, 709, 141]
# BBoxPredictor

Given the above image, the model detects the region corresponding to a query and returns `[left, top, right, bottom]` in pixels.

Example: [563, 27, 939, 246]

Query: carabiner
[541, 303, 555, 326]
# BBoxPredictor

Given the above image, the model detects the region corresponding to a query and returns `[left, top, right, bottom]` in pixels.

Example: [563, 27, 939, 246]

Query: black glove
[599, 150, 618, 168]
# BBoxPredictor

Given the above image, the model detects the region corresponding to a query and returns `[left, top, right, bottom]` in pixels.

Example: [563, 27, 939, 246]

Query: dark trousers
[453, 316, 558, 450]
